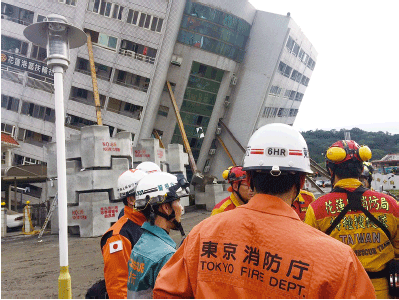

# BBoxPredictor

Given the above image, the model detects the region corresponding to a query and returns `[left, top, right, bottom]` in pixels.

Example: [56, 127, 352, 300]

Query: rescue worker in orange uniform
[153, 123, 375, 299]
[101, 169, 147, 299]
[291, 189, 316, 221]
[305, 140, 399, 298]
[211, 166, 253, 216]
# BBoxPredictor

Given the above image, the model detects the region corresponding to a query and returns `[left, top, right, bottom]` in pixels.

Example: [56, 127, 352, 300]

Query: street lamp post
[23, 15, 86, 299]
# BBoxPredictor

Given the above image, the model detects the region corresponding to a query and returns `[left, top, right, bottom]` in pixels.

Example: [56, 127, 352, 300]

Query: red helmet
[223, 166, 247, 192]
[326, 140, 372, 165]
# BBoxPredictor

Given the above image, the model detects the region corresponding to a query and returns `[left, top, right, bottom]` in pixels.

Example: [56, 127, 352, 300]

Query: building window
[75, 57, 113, 81]
[1, 95, 20, 112]
[262, 107, 278, 118]
[113, 69, 150, 92]
[301, 75, 310, 86]
[70, 86, 105, 107]
[31, 45, 47, 62]
[1, 123, 16, 136]
[126, 9, 164, 32]
[17, 128, 52, 147]
[295, 92, 304, 102]
[289, 109, 298, 117]
[1, 36, 28, 56]
[87, 0, 123, 20]
[14, 154, 46, 166]
[283, 65, 292, 78]
[37, 14, 46, 22]
[269, 85, 282, 95]
[119, 39, 157, 64]
[277, 108, 289, 117]
[1, 3, 34, 26]
[158, 105, 169, 117]
[21, 101, 55, 122]
[84, 28, 117, 50]
[65, 114, 96, 128]
[59, 0, 77, 6]
[107, 97, 143, 120]
[278, 61, 292, 78]
[307, 57, 316, 70]
[289, 90, 296, 100]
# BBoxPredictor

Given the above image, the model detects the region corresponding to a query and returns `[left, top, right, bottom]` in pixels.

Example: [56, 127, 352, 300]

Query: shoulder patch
[109, 240, 123, 254]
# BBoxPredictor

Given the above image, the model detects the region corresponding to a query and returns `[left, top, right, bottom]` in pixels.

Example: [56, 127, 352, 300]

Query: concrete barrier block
[195, 184, 230, 211]
[51, 192, 124, 237]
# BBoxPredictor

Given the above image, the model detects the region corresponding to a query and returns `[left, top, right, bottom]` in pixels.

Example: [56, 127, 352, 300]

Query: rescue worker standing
[126, 172, 189, 299]
[305, 140, 399, 298]
[101, 169, 147, 299]
[153, 123, 374, 298]
[211, 166, 253, 215]
[291, 189, 316, 221]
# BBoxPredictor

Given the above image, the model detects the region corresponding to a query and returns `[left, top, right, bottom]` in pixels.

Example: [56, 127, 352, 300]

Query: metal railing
[1, 14, 33, 26]
[1, 67, 24, 84]
[106, 106, 142, 120]
[114, 79, 148, 92]
[118, 48, 155, 64]
[75, 68, 111, 81]
[26, 76, 54, 93]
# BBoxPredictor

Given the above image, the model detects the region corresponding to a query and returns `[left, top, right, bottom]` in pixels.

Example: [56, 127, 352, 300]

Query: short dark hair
[329, 159, 363, 179]
[248, 170, 301, 195]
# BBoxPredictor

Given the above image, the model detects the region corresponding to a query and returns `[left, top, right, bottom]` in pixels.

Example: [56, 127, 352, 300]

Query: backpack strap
[325, 186, 391, 240]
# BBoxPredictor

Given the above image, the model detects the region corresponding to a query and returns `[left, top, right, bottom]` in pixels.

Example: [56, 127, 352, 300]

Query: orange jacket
[153, 194, 375, 298]
[211, 193, 243, 216]
[101, 206, 146, 299]
[305, 178, 399, 298]
[291, 190, 316, 221]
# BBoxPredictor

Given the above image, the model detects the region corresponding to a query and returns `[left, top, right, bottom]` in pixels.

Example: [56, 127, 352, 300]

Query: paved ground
[1, 209, 210, 299]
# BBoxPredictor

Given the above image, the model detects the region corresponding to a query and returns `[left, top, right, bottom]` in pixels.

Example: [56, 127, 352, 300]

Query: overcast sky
[248, 0, 399, 134]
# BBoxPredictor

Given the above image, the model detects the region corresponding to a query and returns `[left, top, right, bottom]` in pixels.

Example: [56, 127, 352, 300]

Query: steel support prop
[153, 130, 165, 149]
[86, 33, 103, 125]
[216, 136, 236, 166]
[166, 81, 203, 184]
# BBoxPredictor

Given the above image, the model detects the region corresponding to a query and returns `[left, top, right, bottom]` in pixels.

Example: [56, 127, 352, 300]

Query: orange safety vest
[291, 190, 316, 221]
[154, 194, 375, 298]
[211, 193, 244, 216]
[305, 178, 399, 299]
[101, 206, 146, 299]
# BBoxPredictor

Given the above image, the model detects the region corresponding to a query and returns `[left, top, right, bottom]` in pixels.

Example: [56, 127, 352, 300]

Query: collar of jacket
[238, 194, 301, 221]
[333, 178, 363, 190]
[141, 222, 176, 249]
[230, 192, 244, 207]
[124, 205, 146, 226]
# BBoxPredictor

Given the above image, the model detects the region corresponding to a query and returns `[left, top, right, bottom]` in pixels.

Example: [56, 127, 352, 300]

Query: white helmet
[243, 123, 312, 175]
[117, 169, 147, 199]
[135, 172, 189, 210]
[136, 161, 161, 173]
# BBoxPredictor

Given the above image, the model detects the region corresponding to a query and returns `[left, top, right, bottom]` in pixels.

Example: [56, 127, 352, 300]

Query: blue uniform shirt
[127, 222, 176, 298]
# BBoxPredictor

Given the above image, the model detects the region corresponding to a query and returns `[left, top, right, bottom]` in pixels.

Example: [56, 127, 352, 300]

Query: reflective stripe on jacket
[305, 178, 399, 298]
[101, 206, 146, 299]
[211, 193, 243, 216]
[292, 189, 316, 221]
[127, 222, 176, 299]
[154, 194, 375, 298]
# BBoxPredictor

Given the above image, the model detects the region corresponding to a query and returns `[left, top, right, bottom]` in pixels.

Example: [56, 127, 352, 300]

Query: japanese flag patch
[109, 240, 123, 254]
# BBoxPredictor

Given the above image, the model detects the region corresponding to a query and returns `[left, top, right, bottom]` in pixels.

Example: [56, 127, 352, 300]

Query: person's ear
[246, 172, 254, 191]
[299, 174, 306, 189]
[160, 203, 171, 215]
[232, 181, 239, 192]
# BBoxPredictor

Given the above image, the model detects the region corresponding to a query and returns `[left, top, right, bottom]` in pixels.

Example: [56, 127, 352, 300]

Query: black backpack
[325, 186, 399, 297]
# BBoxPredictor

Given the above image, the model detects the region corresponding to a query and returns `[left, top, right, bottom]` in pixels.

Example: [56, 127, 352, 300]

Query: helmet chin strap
[154, 210, 185, 237]
[234, 182, 248, 204]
